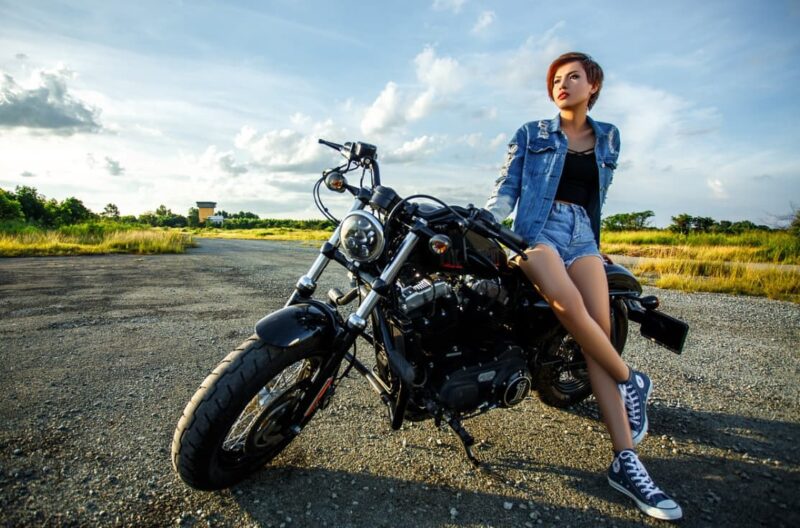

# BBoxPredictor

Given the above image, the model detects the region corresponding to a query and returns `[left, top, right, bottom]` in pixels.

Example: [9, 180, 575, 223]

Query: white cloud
[407, 47, 465, 121]
[414, 46, 463, 95]
[489, 132, 506, 149]
[235, 119, 343, 172]
[472, 11, 495, 34]
[432, 0, 466, 13]
[361, 82, 404, 135]
[20, 170, 35, 178]
[361, 46, 465, 133]
[383, 135, 439, 163]
[706, 178, 728, 200]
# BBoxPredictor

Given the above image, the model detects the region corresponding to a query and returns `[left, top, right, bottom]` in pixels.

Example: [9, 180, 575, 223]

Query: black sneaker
[608, 449, 683, 521]
[619, 369, 652, 446]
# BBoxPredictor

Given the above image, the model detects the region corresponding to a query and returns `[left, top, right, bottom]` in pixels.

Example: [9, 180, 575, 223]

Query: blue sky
[1, 0, 798, 226]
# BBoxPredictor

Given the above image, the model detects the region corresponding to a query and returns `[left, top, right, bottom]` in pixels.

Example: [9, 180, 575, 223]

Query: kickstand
[447, 415, 480, 467]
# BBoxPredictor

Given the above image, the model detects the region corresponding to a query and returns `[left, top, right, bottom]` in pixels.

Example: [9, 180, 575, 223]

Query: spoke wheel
[172, 336, 330, 490]
[536, 299, 628, 409]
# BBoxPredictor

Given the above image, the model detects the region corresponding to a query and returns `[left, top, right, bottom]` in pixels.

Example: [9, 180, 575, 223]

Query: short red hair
[546, 52, 604, 110]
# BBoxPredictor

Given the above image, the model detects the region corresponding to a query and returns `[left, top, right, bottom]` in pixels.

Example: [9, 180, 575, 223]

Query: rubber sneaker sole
[608, 476, 683, 521]
[631, 381, 652, 447]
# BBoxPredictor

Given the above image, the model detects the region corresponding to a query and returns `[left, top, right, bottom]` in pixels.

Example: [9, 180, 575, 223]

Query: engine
[394, 275, 530, 413]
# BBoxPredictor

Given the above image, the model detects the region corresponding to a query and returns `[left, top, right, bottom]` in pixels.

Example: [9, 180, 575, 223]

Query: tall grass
[631, 258, 800, 303]
[0, 222, 194, 256]
[185, 227, 331, 243]
[601, 230, 800, 264]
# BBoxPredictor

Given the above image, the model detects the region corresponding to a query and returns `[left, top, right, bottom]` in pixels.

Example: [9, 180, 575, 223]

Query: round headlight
[340, 211, 385, 263]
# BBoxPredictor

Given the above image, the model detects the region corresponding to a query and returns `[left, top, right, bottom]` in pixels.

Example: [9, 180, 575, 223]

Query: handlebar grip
[318, 138, 344, 150]
[499, 225, 527, 251]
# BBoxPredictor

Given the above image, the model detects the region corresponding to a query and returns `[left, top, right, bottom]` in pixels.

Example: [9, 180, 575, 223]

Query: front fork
[285, 206, 424, 423]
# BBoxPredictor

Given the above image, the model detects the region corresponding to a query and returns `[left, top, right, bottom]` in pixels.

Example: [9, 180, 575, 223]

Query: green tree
[602, 210, 655, 231]
[101, 203, 120, 220]
[791, 209, 800, 238]
[0, 188, 24, 221]
[138, 212, 158, 226]
[187, 207, 200, 227]
[669, 213, 693, 234]
[55, 197, 95, 225]
[14, 185, 51, 225]
[691, 216, 716, 233]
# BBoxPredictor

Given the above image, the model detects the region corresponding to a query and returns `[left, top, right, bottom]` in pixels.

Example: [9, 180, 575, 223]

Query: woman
[485, 52, 682, 521]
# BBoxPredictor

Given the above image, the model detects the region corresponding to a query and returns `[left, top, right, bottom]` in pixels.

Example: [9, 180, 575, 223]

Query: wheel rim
[549, 335, 590, 392]
[220, 358, 320, 463]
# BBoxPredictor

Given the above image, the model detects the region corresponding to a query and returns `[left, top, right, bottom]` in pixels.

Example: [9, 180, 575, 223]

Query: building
[196, 201, 217, 224]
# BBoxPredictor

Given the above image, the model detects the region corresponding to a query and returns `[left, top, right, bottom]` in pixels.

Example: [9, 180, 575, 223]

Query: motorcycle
[171, 139, 689, 490]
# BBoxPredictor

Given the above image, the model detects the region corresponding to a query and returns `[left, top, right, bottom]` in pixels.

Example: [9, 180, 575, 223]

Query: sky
[1, 0, 798, 227]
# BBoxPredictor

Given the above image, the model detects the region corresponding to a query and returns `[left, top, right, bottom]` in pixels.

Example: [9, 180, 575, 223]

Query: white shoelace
[620, 452, 662, 500]
[620, 383, 642, 428]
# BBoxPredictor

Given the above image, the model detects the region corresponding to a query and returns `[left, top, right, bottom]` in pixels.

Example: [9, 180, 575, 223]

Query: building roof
[196, 201, 217, 208]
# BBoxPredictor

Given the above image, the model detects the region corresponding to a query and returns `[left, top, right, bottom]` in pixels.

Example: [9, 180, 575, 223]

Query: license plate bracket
[638, 309, 688, 354]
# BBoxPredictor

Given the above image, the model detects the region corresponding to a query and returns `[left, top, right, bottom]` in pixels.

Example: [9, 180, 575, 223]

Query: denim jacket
[484, 114, 620, 247]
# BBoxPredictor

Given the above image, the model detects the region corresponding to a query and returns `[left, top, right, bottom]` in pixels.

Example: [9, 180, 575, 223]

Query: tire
[171, 335, 330, 490]
[536, 298, 628, 409]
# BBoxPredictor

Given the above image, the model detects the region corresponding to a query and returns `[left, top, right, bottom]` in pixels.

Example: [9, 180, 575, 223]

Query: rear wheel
[536, 298, 628, 408]
[171, 335, 330, 490]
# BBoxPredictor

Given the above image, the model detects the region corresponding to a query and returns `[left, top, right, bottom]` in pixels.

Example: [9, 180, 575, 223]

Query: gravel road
[1, 238, 798, 527]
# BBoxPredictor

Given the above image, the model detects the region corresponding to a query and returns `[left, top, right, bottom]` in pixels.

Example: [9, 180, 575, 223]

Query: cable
[385, 194, 469, 230]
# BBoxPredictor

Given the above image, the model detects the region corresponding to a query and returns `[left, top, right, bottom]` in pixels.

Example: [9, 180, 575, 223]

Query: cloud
[472, 11, 495, 34]
[471, 23, 568, 94]
[361, 46, 465, 134]
[15, 53, 28, 61]
[20, 170, 35, 178]
[432, 0, 466, 13]
[235, 118, 343, 173]
[104, 156, 125, 176]
[707, 178, 728, 199]
[458, 132, 506, 152]
[361, 82, 404, 135]
[200, 146, 249, 176]
[383, 135, 439, 163]
[0, 66, 102, 134]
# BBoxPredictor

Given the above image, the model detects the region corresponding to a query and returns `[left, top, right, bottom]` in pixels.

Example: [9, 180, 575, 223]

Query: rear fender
[605, 263, 642, 296]
[254, 300, 341, 354]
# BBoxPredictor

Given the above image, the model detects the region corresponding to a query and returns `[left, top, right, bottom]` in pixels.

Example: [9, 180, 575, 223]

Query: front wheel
[171, 336, 330, 490]
[535, 298, 628, 408]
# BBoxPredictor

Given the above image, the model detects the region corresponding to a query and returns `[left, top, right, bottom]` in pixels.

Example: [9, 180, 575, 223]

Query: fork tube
[346, 231, 419, 330]
[286, 200, 366, 306]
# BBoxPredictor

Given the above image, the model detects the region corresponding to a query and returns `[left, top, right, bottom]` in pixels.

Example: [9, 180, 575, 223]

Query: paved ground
[1, 238, 798, 527]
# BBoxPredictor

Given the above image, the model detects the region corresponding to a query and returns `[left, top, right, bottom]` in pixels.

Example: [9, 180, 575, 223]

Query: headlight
[340, 211, 385, 262]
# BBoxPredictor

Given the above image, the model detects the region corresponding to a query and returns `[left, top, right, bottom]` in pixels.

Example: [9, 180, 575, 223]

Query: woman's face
[552, 61, 597, 110]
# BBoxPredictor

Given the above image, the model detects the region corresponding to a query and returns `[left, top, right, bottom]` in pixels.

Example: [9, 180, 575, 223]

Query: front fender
[254, 301, 339, 354]
[605, 263, 642, 296]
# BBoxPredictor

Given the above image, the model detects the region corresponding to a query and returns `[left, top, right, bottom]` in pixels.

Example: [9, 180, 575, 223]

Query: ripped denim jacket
[484, 114, 620, 247]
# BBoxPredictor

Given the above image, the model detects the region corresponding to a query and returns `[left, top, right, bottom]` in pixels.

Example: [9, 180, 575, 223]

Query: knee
[549, 292, 588, 323]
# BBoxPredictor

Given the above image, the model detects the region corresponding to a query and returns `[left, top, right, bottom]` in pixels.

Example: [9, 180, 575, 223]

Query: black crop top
[554, 149, 598, 208]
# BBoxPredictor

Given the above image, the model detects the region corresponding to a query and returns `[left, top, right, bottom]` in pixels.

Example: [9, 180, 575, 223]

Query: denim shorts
[532, 201, 602, 268]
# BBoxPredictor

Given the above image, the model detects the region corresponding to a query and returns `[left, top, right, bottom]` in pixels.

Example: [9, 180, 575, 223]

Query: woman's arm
[484, 126, 526, 223]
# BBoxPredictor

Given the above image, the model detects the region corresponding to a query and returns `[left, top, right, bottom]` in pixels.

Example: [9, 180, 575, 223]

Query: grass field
[600, 230, 799, 302]
[183, 227, 331, 244]
[0, 223, 194, 256]
[3, 222, 798, 302]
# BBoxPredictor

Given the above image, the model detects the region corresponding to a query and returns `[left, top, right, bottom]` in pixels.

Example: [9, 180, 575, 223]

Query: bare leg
[517, 245, 629, 382]
[567, 255, 633, 452]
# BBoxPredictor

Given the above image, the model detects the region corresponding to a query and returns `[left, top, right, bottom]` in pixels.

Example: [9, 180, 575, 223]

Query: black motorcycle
[171, 139, 688, 490]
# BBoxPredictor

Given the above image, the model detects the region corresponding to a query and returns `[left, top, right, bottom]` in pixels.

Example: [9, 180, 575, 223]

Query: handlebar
[318, 138, 344, 151]
[469, 207, 529, 260]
